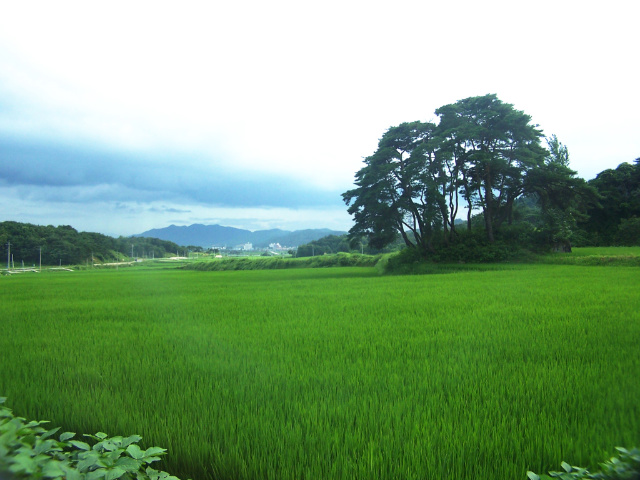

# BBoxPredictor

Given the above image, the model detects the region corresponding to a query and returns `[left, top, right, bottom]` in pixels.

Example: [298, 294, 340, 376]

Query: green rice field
[1, 262, 639, 480]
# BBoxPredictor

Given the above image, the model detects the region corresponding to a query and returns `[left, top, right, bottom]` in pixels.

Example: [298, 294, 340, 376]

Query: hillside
[0, 221, 183, 266]
[135, 224, 347, 248]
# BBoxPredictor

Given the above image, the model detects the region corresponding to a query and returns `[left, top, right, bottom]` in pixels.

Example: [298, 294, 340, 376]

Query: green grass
[569, 246, 640, 256]
[540, 247, 640, 266]
[1, 265, 639, 480]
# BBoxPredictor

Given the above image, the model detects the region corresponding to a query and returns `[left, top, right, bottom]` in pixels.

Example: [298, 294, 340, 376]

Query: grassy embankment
[1, 253, 639, 480]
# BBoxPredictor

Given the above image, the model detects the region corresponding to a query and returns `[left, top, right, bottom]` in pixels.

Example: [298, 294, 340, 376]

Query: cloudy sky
[1, 1, 638, 236]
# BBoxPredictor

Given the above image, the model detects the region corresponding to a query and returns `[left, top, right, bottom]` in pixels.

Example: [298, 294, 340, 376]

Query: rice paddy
[1, 263, 639, 480]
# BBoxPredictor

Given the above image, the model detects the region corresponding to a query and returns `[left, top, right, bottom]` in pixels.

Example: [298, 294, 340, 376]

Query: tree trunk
[483, 169, 495, 243]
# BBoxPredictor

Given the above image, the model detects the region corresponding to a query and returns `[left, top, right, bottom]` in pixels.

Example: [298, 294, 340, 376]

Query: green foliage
[382, 245, 640, 274]
[583, 160, 640, 245]
[342, 94, 629, 256]
[527, 447, 640, 480]
[296, 234, 352, 257]
[343, 94, 554, 255]
[380, 227, 541, 272]
[1, 266, 639, 480]
[182, 252, 380, 271]
[0, 398, 183, 480]
[0, 221, 184, 266]
[538, 247, 640, 267]
[615, 217, 640, 246]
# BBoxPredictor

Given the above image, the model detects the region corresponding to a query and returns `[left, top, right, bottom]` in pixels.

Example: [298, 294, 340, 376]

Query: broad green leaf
[145, 467, 161, 480]
[41, 427, 61, 440]
[21, 433, 37, 447]
[77, 452, 107, 472]
[115, 456, 142, 472]
[25, 420, 47, 429]
[526, 472, 540, 480]
[9, 452, 37, 474]
[97, 451, 115, 467]
[143, 447, 166, 457]
[77, 456, 96, 473]
[95, 432, 108, 440]
[60, 432, 76, 442]
[126, 444, 144, 459]
[106, 448, 125, 463]
[97, 440, 118, 452]
[105, 467, 127, 480]
[561, 461, 572, 473]
[70, 440, 91, 451]
[62, 465, 83, 480]
[86, 468, 108, 480]
[42, 459, 66, 478]
[120, 435, 142, 448]
[34, 438, 59, 455]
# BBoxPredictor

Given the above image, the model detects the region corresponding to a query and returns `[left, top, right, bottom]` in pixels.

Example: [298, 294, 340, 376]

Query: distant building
[235, 242, 253, 251]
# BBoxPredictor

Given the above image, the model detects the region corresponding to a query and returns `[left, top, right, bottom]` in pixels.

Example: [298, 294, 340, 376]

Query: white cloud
[0, 186, 351, 236]
[1, 0, 638, 234]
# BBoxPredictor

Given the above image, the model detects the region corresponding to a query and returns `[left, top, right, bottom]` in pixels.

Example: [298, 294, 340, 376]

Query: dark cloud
[148, 206, 192, 214]
[0, 135, 345, 208]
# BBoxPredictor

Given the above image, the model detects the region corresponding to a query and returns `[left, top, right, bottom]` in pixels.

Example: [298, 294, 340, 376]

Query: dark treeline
[296, 234, 406, 257]
[296, 235, 350, 257]
[0, 222, 183, 266]
[581, 160, 640, 246]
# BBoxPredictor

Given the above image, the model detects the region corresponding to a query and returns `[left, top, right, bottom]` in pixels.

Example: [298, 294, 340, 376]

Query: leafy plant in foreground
[527, 447, 640, 479]
[0, 397, 183, 480]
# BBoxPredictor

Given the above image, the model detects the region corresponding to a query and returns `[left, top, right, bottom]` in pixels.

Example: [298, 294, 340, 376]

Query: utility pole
[6, 241, 10, 270]
[39, 247, 42, 272]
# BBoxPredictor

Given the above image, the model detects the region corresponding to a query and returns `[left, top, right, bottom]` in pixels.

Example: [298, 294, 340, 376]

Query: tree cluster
[580, 159, 640, 245]
[343, 94, 601, 258]
[296, 235, 351, 257]
[0, 221, 184, 266]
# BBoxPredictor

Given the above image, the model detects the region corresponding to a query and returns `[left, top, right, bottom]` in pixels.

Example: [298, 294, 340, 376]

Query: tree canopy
[581, 159, 640, 245]
[343, 94, 604, 257]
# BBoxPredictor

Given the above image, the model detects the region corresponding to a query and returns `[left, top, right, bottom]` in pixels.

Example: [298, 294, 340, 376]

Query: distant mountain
[135, 224, 347, 248]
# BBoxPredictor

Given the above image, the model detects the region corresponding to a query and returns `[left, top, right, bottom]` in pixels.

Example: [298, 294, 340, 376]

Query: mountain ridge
[135, 224, 347, 248]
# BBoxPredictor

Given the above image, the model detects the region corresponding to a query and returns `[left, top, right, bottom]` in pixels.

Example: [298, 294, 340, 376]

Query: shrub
[182, 253, 380, 271]
[0, 398, 184, 480]
[527, 447, 640, 480]
[615, 217, 640, 246]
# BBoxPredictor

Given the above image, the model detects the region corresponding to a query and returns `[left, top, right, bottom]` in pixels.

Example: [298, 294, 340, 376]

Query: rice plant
[1, 265, 639, 480]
